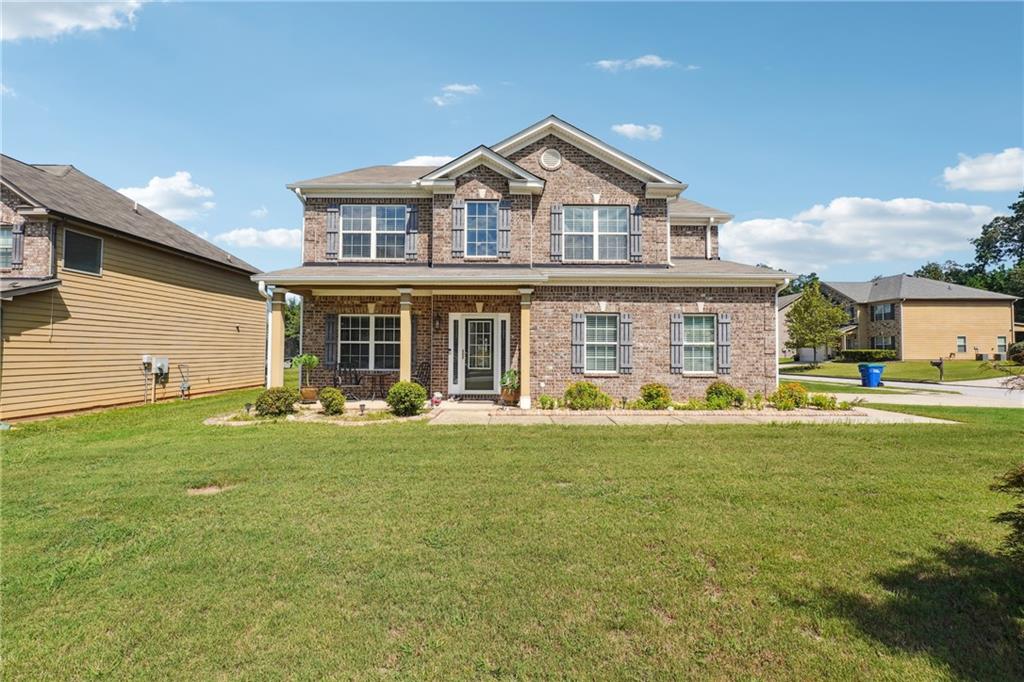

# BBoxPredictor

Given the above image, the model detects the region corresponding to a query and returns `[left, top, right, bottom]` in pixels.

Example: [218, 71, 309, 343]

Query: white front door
[448, 313, 510, 396]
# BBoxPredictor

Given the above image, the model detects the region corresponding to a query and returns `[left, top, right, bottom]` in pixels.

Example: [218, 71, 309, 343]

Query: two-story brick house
[255, 116, 792, 407]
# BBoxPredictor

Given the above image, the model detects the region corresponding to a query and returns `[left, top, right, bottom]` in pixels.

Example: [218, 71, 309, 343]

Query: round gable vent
[539, 147, 562, 171]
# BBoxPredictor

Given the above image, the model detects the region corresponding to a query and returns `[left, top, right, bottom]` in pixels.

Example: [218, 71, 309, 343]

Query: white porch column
[399, 288, 413, 382]
[268, 289, 288, 388]
[519, 288, 533, 409]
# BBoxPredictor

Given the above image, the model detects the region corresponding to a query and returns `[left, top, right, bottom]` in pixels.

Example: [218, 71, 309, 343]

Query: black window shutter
[11, 224, 24, 269]
[550, 203, 563, 262]
[325, 207, 339, 260]
[628, 204, 643, 263]
[498, 199, 512, 258]
[451, 199, 465, 258]
[404, 204, 418, 261]
[571, 312, 585, 373]
[324, 315, 337, 367]
[670, 313, 684, 374]
[618, 313, 633, 374]
[717, 313, 732, 375]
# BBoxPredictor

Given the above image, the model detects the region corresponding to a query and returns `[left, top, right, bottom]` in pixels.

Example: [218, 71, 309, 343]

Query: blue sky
[3, 1, 1022, 279]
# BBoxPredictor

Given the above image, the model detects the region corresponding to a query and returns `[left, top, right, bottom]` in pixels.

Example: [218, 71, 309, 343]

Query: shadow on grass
[823, 542, 1024, 681]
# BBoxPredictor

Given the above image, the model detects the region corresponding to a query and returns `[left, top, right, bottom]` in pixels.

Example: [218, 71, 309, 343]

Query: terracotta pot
[500, 388, 520, 404]
[299, 386, 318, 402]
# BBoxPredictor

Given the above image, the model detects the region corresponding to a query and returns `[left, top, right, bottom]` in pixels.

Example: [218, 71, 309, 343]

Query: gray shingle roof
[824, 274, 1017, 303]
[668, 197, 733, 222]
[288, 165, 434, 188]
[777, 292, 803, 309]
[1, 155, 257, 273]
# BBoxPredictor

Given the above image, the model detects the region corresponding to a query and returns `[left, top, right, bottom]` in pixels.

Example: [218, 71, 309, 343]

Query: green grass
[4, 391, 1023, 679]
[786, 379, 957, 395]
[284, 365, 298, 389]
[781, 359, 1019, 383]
[779, 356, 797, 364]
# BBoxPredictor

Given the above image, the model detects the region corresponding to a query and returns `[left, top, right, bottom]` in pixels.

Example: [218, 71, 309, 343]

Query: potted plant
[292, 353, 320, 402]
[500, 369, 520, 404]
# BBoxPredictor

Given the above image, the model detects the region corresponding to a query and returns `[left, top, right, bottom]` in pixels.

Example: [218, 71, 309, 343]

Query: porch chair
[411, 361, 431, 390]
[333, 365, 362, 400]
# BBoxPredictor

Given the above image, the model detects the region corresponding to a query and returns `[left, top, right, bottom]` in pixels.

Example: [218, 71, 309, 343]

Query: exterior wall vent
[539, 148, 562, 171]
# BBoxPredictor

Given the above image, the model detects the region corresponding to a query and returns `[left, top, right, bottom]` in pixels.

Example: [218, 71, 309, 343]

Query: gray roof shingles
[824, 274, 1017, 303]
[1, 154, 258, 273]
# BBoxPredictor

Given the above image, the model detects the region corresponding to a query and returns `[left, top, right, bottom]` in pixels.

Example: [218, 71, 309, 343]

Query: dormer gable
[418, 146, 544, 195]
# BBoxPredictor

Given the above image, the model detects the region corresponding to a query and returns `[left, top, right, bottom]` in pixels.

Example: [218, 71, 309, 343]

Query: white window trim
[997, 336, 1008, 353]
[339, 205, 406, 261]
[464, 200, 499, 260]
[563, 205, 629, 262]
[584, 313, 619, 374]
[0, 225, 13, 269]
[871, 303, 895, 322]
[956, 335, 967, 353]
[683, 313, 717, 375]
[872, 335, 896, 350]
[336, 314, 401, 370]
[62, 227, 104, 276]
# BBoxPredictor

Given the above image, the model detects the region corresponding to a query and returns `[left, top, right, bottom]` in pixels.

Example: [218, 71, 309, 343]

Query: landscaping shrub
[318, 387, 346, 415]
[1008, 341, 1024, 364]
[808, 393, 838, 411]
[705, 380, 747, 408]
[537, 394, 558, 410]
[386, 381, 428, 417]
[837, 349, 898, 362]
[635, 383, 672, 409]
[254, 387, 299, 416]
[771, 395, 797, 411]
[750, 392, 765, 410]
[705, 394, 733, 411]
[673, 398, 707, 411]
[563, 381, 613, 410]
[774, 381, 808, 407]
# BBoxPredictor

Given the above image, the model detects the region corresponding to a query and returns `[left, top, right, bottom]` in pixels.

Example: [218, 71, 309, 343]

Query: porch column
[268, 288, 288, 388]
[399, 288, 413, 382]
[519, 288, 533, 409]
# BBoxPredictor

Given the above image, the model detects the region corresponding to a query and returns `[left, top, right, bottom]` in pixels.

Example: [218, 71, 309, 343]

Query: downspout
[258, 280, 274, 388]
[775, 280, 788, 389]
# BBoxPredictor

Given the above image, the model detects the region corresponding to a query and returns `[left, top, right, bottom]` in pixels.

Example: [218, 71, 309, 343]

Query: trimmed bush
[1008, 341, 1024, 364]
[386, 381, 428, 417]
[808, 393, 838, 411]
[636, 383, 672, 410]
[318, 387, 346, 415]
[563, 382, 613, 410]
[537, 394, 558, 410]
[705, 381, 747, 408]
[254, 387, 299, 417]
[750, 392, 765, 411]
[837, 349, 898, 362]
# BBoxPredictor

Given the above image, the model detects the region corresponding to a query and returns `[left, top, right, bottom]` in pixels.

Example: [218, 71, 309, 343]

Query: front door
[448, 313, 510, 396]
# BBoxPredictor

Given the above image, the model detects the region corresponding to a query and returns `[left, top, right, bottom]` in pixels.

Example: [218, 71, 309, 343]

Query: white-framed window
[563, 206, 628, 261]
[466, 201, 498, 258]
[684, 314, 717, 373]
[997, 336, 1008, 353]
[872, 335, 896, 350]
[585, 314, 618, 372]
[871, 303, 895, 321]
[340, 205, 406, 259]
[956, 336, 967, 353]
[63, 228, 103, 275]
[337, 314, 400, 370]
[0, 226, 12, 268]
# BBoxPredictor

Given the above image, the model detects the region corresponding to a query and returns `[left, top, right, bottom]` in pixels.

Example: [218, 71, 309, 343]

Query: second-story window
[466, 201, 497, 258]
[340, 205, 406, 259]
[564, 206, 628, 261]
[0, 226, 12, 268]
[871, 303, 895, 321]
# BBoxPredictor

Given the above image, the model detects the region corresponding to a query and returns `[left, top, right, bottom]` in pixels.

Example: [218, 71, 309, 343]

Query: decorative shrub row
[836, 349, 898, 362]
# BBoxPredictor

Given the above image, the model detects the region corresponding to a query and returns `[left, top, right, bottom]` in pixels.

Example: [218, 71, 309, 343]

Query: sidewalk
[795, 375, 1024, 408]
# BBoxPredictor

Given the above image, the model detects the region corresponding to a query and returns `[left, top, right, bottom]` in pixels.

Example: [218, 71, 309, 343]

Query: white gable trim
[420, 146, 544, 184]
[492, 115, 684, 187]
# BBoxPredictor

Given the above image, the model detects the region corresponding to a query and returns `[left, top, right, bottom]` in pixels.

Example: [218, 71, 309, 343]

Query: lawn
[781, 359, 1019, 383]
[4, 392, 1023, 679]
[786, 379, 958, 395]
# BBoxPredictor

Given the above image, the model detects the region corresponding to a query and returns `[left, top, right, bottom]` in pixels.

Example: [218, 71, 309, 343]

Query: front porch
[268, 285, 535, 407]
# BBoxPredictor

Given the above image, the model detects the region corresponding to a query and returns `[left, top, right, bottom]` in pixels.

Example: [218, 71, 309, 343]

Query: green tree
[784, 281, 848, 365]
[284, 299, 301, 339]
[779, 272, 819, 296]
[974, 190, 1024, 267]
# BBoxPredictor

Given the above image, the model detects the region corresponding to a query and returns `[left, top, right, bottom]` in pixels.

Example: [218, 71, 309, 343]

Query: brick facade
[670, 225, 707, 259]
[1, 187, 53, 278]
[302, 197, 433, 264]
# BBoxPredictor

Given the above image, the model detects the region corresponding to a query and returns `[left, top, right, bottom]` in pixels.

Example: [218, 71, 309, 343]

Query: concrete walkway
[427, 402, 955, 425]
[792, 375, 1024, 408]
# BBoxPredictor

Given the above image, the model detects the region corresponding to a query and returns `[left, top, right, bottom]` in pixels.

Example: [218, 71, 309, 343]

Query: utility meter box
[153, 356, 169, 377]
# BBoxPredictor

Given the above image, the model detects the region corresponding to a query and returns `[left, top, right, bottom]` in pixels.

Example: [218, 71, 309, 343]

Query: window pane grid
[0, 227, 11, 268]
[585, 314, 618, 372]
[340, 205, 406, 259]
[682, 315, 716, 373]
[338, 315, 400, 370]
[563, 206, 628, 261]
[466, 201, 497, 257]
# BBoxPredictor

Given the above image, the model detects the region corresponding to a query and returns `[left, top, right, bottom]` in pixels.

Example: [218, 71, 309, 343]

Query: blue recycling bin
[858, 363, 885, 388]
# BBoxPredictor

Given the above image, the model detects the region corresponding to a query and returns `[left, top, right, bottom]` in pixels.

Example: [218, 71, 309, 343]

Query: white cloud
[1, 1, 144, 41]
[684, 64, 701, 71]
[594, 54, 675, 73]
[611, 123, 663, 141]
[394, 155, 454, 167]
[943, 147, 1024, 192]
[720, 196, 996, 273]
[0, 83, 14, 97]
[214, 228, 301, 250]
[250, 205, 269, 219]
[117, 171, 215, 222]
[431, 83, 480, 107]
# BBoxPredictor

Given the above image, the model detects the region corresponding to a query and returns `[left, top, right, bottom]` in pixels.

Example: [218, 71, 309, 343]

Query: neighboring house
[776, 291, 850, 362]
[255, 116, 792, 406]
[0, 155, 266, 420]
[821, 274, 1017, 360]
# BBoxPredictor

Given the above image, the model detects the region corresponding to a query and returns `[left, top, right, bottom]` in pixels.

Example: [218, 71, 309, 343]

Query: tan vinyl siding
[899, 300, 1015, 360]
[0, 223, 265, 420]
